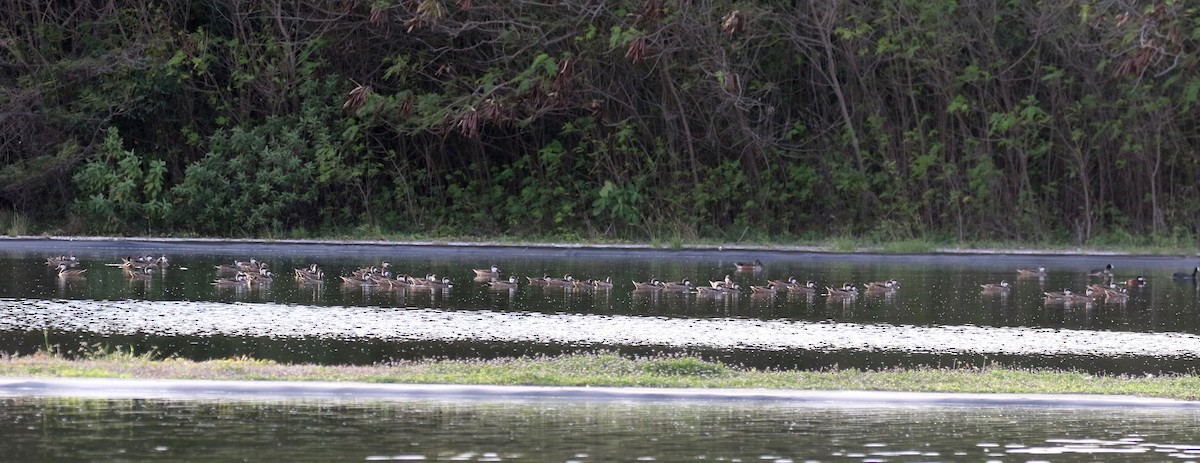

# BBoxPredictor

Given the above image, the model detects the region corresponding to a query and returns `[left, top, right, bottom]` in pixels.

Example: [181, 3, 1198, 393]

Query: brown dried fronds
[552, 58, 574, 96]
[454, 108, 481, 138]
[721, 10, 746, 36]
[625, 36, 647, 63]
[456, 0, 472, 10]
[369, 4, 390, 25]
[344, 84, 372, 112]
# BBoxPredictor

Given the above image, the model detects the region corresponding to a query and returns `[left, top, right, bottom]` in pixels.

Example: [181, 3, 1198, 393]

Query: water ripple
[3, 298, 1200, 357]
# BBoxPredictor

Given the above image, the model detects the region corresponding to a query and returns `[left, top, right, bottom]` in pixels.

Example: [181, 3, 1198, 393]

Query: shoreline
[4, 376, 1199, 408]
[0, 234, 1154, 256]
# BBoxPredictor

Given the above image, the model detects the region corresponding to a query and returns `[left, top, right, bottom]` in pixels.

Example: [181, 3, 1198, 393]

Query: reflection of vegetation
[5, 351, 1200, 400]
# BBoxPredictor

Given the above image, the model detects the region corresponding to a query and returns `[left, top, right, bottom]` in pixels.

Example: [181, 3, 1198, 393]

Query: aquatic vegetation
[4, 352, 1200, 401]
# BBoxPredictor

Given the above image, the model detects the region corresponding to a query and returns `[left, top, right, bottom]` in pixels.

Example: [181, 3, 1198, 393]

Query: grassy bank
[3, 352, 1199, 400]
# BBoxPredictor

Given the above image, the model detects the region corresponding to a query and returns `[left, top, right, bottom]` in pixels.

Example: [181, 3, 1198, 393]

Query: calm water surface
[3, 396, 1200, 462]
[6, 240, 1200, 462]
[2, 241, 1200, 372]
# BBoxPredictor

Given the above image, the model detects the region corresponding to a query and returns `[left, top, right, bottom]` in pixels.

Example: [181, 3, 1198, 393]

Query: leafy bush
[70, 128, 171, 234]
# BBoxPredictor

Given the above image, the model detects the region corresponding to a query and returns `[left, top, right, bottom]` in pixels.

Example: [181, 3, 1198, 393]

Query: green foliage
[172, 122, 317, 235]
[70, 128, 172, 234]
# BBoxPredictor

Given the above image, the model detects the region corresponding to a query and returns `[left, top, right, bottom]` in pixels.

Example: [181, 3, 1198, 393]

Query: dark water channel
[2, 240, 1200, 373]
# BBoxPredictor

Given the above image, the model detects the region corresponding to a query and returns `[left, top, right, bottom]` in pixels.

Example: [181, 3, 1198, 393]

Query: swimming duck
[980, 281, 1011, 294]
[768, 276, 800, 291]
[591, 277, 614, 290]
[1089, 264, 1114, 278]
[213, 272, 250, 287]
[1124, 276, 1147, 288]
[46, 255, 80, 268]
[419, 276, 454, 290]
[340, 272, 374, 286]
[1044, 288, 1095, 304]
[734, 259, 763, 272]
[750, 283, 777, 295]
[544, 274, 575, 287]
[1173, 267, 1200, 281]
[825, 283, 859, 298]
[696, 282, 740, 295]
[473, 265, 501, 278]
[126, 265, 154, 282]
[632, 279, 664, 291]
[1088, 283, 1128, 303]
[379, 274, 415, 290]
[486, 275, 519, 290]
[294, 264, 324, 284]
[662, 279, 694, 291]
[1017, 266, 1047, 278]
[215, 261, 246, 275]
[708, 275, 735, 289]
[789, 280, 818, 295]
[864, 279, 900, 292]
[56, 263, 87, 278]
[525, 275, 549, 286]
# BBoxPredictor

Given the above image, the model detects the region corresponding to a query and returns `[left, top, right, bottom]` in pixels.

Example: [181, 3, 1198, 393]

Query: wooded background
[2, 0, 1198, 243]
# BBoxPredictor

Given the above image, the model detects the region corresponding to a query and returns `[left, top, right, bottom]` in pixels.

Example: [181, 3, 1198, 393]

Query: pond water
[2, 240, 1200, 373]
[4, 395, 1200, 462]
[6, 239, 1200, 462]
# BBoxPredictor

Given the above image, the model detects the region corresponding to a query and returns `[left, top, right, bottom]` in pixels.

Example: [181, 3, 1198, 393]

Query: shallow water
[3, 241, 1200, 372]
[2, 396, 1200, 462]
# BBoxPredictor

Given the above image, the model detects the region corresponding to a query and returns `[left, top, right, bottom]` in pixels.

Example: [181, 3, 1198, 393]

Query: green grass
[3, 351, 1199, 400]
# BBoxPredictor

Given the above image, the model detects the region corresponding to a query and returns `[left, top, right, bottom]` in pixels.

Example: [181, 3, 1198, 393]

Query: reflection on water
[2, 396, 1200, 462]
[4, 244, 1200, 372]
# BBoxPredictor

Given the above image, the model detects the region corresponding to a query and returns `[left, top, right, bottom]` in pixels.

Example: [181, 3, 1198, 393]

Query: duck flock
[45, 254, 901, 298]
[44, 254, 1199, 304]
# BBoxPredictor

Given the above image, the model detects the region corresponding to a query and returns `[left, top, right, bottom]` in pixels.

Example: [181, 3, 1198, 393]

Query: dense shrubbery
[3, 0, 1199, 244]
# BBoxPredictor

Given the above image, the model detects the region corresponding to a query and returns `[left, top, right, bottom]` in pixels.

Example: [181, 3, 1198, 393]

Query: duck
[1101, 286, 1129, 303]
[734, 259, 763, 272]
[750, 283, 777, 295]
[864, 279, 900, 292]
[709, 275, 735, 289]
[662, 278, 694, 291]
[768, 276, 800, 291]
[591, 277, 614, 290]
[1124, 276, 1147, 288]
[254, 267, 274, 283]
[544, 274, 575, 287]
[213, 272, 250, 287]
[1017, 266, 1047, 278]
[126, 265, 154, 282]
[340, 272, 374, 286]
[56, 263, 87, 278]
[1065, 288, 1098, 304]
[1089, 264, 1114, 278]
[294, 263, 324, 283]
[1174, 267, 1200, 281]
[473, 265, 501, 278]
[789, 280, 818, 295]
[379, 274, 415, 290]
[1044, 288, 1096, 304]
[696, 282, 740, 295]
[632, 279, 664, 291]
[1089, 283, 1127, 302]
[825, 283, 859, 298]
[215, 261, 246, 275]
[418, 276, 454, 290]
[46, 255, 80, 268]
[980, 281, 1011, 293]
[486, 275, 519, 290]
